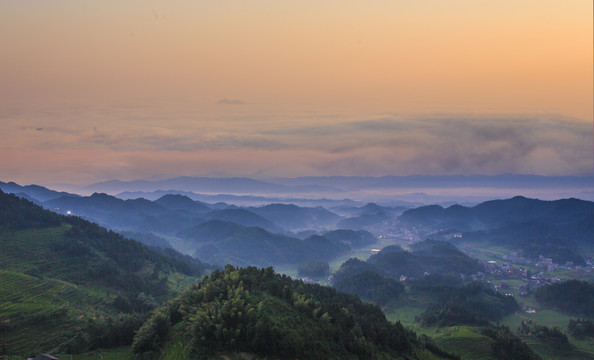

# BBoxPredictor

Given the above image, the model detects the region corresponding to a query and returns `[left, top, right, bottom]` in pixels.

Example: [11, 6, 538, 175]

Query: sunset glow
[1, 1, 592, 184]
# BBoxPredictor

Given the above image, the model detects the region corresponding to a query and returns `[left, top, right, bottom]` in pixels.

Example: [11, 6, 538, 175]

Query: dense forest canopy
[133, 266, 457, 360]
[535, 280, 594, 317]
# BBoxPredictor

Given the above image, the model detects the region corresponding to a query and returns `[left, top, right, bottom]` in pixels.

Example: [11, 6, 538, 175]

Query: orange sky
[0, 1, 592, 184]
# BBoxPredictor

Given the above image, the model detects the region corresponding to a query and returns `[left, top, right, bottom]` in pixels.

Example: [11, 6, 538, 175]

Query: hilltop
[132, 265, 458, 360]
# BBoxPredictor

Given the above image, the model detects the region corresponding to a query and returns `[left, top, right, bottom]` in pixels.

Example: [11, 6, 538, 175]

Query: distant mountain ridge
[77, 176, 337, 195]
[154, 194, 211, 213]
[44, 192, 201, 235]
[399, 196, 594, 230]
[37, 174, 594, 203]
[0, 181, 78, 202]
[203, 208, 285, 233]
[271, 174, 594, 190]
[248, 203, 341, 230]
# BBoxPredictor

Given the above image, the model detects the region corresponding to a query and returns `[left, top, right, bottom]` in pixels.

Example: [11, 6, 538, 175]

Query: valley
[1, 179, 594, 359]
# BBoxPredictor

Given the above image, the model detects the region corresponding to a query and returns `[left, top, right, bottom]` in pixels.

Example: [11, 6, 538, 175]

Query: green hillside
[0, 190, 208, 356]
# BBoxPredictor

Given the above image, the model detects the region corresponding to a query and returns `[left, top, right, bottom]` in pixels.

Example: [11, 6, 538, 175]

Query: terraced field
[519, 336, 594, 360]
[0, 226, 120, 355]
[0, 269, 112, 355]
[0, 221, 206, 357]
[435, 337, 493, 359]
[0, 225, 70, 272]
[419, 326, 494, 360]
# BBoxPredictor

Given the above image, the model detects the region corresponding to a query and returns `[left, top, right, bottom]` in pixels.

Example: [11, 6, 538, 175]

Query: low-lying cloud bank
[1, 107, 591, 183]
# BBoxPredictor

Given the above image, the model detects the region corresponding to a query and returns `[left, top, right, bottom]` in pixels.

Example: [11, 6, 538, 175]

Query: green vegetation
[334, 271, 405, 306]
[402, 197, 594, 265]
[406, 325, 542, 360]
[0, 193, 62, 229]
[4, 187, 594, 359]
[133, 266, 458, 360]
[462, 222, 585, 265]
[368, 240, 482, 279]
[333, 258, 405, 306]
[534, 280, 594, 317]
[568, 319, 594, 339]
[330, 241, 482, 310]
[480, 326, 541, 360]
[518, 321, 569, 349]
[417, 282, 518, 327]
[431, 327, 493, 360]
[0, 190, 208, 356]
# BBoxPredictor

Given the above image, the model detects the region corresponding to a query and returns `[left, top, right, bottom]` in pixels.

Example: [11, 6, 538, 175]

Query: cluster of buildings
[502, 252, 531, 265]
[475, 252, 594, 298]
[535, 256, 558, 272]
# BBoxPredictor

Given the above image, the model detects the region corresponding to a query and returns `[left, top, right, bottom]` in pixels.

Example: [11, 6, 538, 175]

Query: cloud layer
[1, 104, 591, 184]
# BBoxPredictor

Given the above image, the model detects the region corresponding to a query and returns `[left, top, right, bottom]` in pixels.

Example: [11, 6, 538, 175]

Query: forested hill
[398, 196, 594, 231]
[0, 189, 207, 279]
[133, 265, 459, 360]
[0, 189, 209, 355]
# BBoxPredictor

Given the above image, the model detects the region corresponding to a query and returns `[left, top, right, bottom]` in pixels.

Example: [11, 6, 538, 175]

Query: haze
[1, 1, 592, 185]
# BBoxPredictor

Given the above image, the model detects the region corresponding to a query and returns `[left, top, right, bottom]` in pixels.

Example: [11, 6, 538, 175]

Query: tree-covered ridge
[330, 241, 481, 308]
[534, 280, 594, 317]
[179, 219, 350, 267]
[416, 282, 519, 327]
[0, 190, 207, 284]
[460, 221, 585, 265]
[133, 266, 457, 360]
[480, 326, 541, 360]
[568, 319, 594, 339]
[368, 240, 482, 279]
[322, 229, 377, 248]
[333, 258, 405, 305]
[399, 196, 594, 230]
[0, 190, 63, 229]
[248, 203, 342, 230]
[401, 197, 594, 265]
[334, 270, 405, 306]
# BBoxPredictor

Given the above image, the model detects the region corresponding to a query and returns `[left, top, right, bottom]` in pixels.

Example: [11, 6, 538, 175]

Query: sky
[1, 1, 592, 185]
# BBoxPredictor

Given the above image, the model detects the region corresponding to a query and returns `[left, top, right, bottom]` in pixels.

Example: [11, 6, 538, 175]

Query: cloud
[248, 114, 591, 176]
[1, 104, 591, 182]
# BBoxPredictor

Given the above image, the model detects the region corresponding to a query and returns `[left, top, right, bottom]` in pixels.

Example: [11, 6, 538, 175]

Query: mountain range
[31, 174, 594, 205]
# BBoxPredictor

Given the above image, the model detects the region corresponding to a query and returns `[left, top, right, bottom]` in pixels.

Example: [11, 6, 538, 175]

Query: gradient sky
[1, 1, 592, 185]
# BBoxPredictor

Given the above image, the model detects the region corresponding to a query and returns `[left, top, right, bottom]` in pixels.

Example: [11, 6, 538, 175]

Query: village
[474, 252, 594, 300]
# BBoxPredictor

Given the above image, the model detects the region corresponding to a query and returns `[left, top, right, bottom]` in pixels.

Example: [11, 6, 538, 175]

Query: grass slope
[0, 190, 207, 356]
